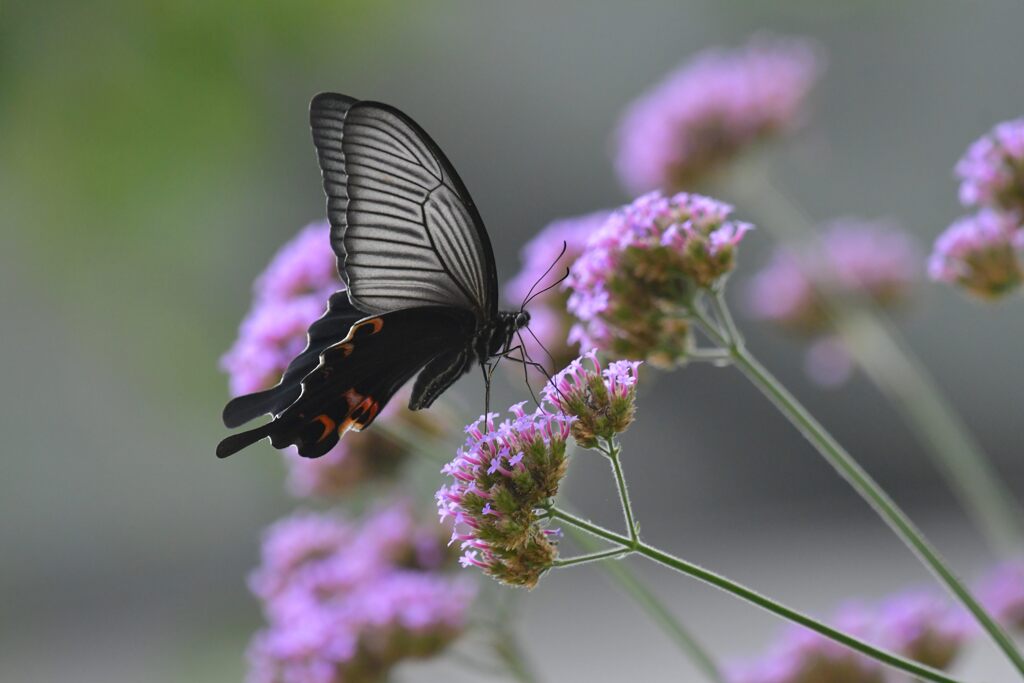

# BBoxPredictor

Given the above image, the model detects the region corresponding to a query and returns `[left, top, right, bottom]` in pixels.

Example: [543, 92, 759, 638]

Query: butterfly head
[486, 309, 532, 358]
[514, 310, 530, 330]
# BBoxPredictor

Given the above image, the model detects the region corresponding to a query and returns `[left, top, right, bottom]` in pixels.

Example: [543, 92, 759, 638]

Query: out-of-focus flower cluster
[745, 219, 919, 386]
[220, 222, 445, 497]
[931, 118, 1024, 299]
[438, 353, 640, 588]
[928, 210, 1022, 300]
[956, 117, 1024, 217]
[505, 211, 608, 373]
[729, 590, 972, 683]
[616, 34, 823, 195]
[976, 559, 1024, 632]
[247, 503, 475, 683]
[566, 191, 752, 367]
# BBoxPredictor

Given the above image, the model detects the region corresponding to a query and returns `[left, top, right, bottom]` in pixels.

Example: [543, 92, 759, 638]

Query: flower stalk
[687, 295, 1024, 678]
[730, 166, 1024, 557]
[548, 507, 966, 683]
[562, 521, 727, 683]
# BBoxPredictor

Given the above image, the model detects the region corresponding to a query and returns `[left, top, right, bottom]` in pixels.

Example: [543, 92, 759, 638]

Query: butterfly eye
[516, 312, 530, 328]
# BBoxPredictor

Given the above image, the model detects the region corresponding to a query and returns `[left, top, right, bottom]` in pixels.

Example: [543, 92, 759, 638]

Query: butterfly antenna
[522, 268, 571, 310]
[519, 241, 569, 310]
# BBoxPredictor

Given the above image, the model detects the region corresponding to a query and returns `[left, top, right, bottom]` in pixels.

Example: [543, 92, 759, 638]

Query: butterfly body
[217, 93, 530, 459]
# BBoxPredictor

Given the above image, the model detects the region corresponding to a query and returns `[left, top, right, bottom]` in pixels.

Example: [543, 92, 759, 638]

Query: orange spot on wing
[338, 389, 380, 434]
[313, 414, 336, 442]
[351, 317, 384, 336]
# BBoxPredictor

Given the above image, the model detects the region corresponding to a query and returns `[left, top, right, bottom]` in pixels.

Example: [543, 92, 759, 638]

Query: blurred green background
[2, 1, 1023, 681]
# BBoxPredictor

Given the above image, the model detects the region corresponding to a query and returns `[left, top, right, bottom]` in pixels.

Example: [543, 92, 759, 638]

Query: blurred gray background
[2, 0, 1022, 681]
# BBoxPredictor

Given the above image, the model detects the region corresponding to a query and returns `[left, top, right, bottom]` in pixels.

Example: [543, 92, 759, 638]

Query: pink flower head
[567, 191, 752, 366]
[437, 404, 573, 588]
[928, 209, 1023, 300]
[221, 222, 343, 396]
[956, 117, 1024, 216]
[246, 504, 474, 683]
[745, 219, 920, 387]
[875, 590, 971, 670]
[728, 603, 884, 683]
[505, 211, 609, 372]
[976, 560, 1024, 631]
[617, 34, 823, 194]
[746, 218, 918, 335]
[542, 350, 641, 448]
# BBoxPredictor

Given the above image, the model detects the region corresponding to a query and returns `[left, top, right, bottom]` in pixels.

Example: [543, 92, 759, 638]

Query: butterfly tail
[222, 389, 297, 429]
[216, 422, 275, 459]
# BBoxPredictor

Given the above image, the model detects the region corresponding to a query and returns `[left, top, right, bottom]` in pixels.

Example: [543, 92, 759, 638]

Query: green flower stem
[601, 438, 640, 544]
[732, 168, 1024, 557]
[549, 507, 966, 683]
[689, 302, 1024, 678]
[552, 547, 630, 567]
[562, 522, 726, 683]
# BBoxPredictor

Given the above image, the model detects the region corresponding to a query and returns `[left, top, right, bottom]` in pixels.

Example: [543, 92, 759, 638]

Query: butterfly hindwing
[309, 93, 499, 319]
[216, 305, 477, 459]
[221, 291, 365, 429]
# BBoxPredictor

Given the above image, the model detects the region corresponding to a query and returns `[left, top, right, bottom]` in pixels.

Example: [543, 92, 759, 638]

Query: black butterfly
[217, 93, 532, 459]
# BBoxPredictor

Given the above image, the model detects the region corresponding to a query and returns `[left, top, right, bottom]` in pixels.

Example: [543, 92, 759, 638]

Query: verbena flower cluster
[928, 210, 1022, 300]
[931, 118, 1024, 299]
[956, 117, 1024, 216]
[745, 219, 919, 386]
[505, 211, 608, 371]
[729, 590, 971, 683]
[616, 34, 822, 194]
[246, 503, 474, 683]
[976, 559, 1024, 631]
[566, 191, 752, 366]
[437, 353, 640, 587]
[221, 222, 443, 497]
[542, 350, 641, 449]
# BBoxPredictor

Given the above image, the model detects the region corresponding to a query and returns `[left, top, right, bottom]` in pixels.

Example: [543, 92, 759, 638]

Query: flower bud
[542, 350, 641, 449]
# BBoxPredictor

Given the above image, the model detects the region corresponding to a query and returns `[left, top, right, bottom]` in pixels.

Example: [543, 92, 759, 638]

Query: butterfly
[216, 92, 534, 459]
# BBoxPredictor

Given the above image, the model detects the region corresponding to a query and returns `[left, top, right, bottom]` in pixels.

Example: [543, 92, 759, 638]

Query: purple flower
[956, 117, 1024, 216]
[803, 336, 854, 388]
[437, 404, 574, 588]
[221, 296, 330, 397]
[254, 222, 340, 304]
[729, 603, 883, 683]
[928, 209, 1023, 300]
[505, 211, 609, 372]
[976, 560, 1024, 631]
[746, 219, 918, 335]
[745, 219, 919, 387]
[246, 503, 474, 683]
[222, 222, 343, 397]
[542, 350, 641, 448]
[875, 590, 971, 670]
[566, 191, 752, 366]
[616, 34, 823, 194]
[730, 591, 970, 683]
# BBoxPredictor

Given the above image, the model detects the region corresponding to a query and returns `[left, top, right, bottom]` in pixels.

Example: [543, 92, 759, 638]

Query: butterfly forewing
[309, 93, 498, 318]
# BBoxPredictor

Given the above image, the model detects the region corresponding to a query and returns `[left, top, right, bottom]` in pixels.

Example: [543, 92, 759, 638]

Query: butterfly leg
[481, 361, 493, 420]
